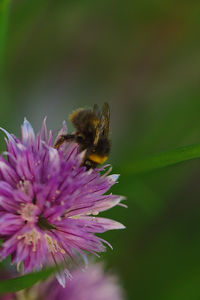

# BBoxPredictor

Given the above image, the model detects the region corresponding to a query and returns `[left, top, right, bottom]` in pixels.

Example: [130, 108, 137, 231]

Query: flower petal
[0, 213, 23, 235]
[21, 118, 35, 146]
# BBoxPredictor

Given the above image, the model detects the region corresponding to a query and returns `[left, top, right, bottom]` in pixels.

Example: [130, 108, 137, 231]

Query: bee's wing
[93, 104, 101, 119]
[101, 102, 110, 137]
[93, 102, 110, 146]
[92, 104, 100, 146]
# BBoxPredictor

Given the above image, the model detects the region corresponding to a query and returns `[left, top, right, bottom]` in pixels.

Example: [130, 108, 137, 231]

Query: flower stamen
[17, 229, 40, 252]
[19, 203, 39, 223]
[17, 180, 31, 195]
[45, 234, 65, 254]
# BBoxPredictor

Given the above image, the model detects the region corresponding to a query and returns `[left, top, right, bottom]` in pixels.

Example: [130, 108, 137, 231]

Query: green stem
[121, 143, 200, 175]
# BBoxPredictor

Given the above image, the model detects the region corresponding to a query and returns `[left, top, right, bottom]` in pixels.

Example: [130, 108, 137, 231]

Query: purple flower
[1, 263, 125, 300]
[0, 119, 125, 286]
[0, 294, 14, 300]
[41, 263, 125, 300]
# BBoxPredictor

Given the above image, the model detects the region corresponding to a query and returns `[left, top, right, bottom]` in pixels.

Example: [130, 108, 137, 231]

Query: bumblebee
[55, 102, 111, 169]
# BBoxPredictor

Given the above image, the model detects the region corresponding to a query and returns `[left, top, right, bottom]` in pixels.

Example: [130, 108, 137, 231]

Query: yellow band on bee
[88, 154, 108, 164]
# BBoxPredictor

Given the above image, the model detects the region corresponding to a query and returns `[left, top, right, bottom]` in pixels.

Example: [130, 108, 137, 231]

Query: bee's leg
[54, 134, 75, 149]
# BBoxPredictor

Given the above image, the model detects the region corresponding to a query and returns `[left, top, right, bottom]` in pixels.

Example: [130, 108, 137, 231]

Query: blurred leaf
[0, 266, 56, 294]
[0, 0, 10, 74]
[122, 143, 200, 175]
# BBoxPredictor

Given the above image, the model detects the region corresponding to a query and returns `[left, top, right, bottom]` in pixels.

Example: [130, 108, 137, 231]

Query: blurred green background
[1, 1, 200, 299]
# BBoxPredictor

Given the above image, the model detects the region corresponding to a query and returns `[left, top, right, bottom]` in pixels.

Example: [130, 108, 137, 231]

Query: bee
[55, 102, 111, 169]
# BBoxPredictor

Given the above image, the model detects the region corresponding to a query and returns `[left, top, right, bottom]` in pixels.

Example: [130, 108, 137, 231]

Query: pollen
[69, 215, 81, 219]
[44, 234, 65, 254]
[19, 203, 39, 223]
[17, 180, 31, 195]
[17, 229, 41, 252]
[92, 211, 99, 216]
[85, 210, 99, 216]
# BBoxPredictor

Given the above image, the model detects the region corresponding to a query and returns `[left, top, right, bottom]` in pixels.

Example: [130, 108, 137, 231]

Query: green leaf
[121, 143, 200, 175]
[0, 266, 56, 294]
